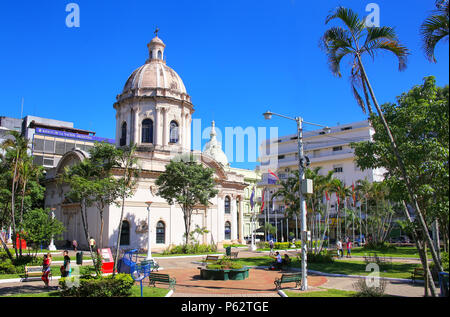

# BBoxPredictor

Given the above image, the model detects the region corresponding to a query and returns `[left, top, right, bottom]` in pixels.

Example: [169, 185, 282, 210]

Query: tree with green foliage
[156, 158, 219, 246]
[421, 0, 449, 63]
[321, 7, 443, 292]
[112, 144, 140, 275]
[352, 76, 449, 296]
[21, 208, 65, 256]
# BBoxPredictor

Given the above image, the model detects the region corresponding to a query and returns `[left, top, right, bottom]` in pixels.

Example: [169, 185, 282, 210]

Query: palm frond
[325, 6, 365, 35]
[420, 12, 449, 62]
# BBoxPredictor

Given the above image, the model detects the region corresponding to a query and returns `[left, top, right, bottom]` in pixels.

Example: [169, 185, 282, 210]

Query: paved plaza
[0, 248, 428, 297]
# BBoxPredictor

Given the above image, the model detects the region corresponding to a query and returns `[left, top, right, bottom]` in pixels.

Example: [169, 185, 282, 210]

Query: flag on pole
[267, 169, 279, 184]
[260, 189, 265, 213]
[325, 191, 330, 201]
[352, 183, 356, 207]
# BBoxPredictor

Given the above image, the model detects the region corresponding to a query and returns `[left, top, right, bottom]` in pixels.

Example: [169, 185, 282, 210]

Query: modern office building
[257, 120, 386, 241]
[0, 115, 115, 169]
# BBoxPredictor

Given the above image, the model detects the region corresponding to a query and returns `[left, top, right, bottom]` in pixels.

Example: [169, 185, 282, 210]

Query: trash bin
[225, 246, 231, 257]
[76, 251, 83, 265]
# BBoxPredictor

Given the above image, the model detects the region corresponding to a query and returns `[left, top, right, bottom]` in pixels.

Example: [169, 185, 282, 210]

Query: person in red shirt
[41, 253, 52, 287]
[346, 240, 353, 258]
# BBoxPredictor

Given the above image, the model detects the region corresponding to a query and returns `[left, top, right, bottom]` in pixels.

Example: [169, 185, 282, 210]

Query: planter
[200, 266, 250, 280]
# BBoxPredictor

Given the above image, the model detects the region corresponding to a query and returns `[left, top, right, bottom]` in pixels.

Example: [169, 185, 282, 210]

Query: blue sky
[0, 0, 448, 170]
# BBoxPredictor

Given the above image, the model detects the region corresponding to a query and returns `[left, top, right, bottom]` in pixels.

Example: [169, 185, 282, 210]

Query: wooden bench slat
[274, 273, 302, 290]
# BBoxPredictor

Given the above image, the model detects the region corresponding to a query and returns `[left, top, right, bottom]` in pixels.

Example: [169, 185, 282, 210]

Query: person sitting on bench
[270, 251, 283, 270]
[282, 254, 291, 266]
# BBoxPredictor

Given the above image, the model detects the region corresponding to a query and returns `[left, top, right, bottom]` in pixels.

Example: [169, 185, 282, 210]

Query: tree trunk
[357, 54, 443, 273]
[113, 195, 126, 276]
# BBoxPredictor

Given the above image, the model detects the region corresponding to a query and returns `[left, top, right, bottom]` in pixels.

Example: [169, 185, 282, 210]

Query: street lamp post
[263, 110, 330, 291]
[48, 207, 57, 251]
[145, 201, 153, 260]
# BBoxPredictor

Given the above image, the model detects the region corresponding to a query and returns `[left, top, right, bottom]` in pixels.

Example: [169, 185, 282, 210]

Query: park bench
[24, 265, 51, 281]
[140, 259, 159, 272]
[230, 251, 239, 259]
[148, 272, 176, 290]
[198, 255, 220, 269]
[327, 250, 339, 258]
[274, 273, 302, 290]
[411, 267, 425, 284]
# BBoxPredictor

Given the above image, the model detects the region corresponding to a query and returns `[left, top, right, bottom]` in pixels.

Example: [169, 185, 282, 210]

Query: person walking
[89, 237, 96, 251]
[61, 250, 71, 277]
[336, 239, 343, 259]
[269, 239, 274, 255]
[41, 253, 52, 288]
[346, 240, 353, 258]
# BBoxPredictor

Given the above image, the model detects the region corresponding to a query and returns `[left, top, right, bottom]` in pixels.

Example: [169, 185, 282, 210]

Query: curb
[277, 289, 288, 297]
[165, 289, 174, 297]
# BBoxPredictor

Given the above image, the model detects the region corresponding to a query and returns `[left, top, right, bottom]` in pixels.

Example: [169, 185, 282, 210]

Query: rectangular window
[65, 141, 75, 153]
[55, 141, 66, 155]
[33, 137, 44, 152]
[278, 155, 285, 160]
[333, 146, 343, 152]
[44, 139, 55, 154]
[43, 156, 54, 167]
[341, 126, 352, 131]
[334, 166, 343, 173]
[33, 155, 43, 166]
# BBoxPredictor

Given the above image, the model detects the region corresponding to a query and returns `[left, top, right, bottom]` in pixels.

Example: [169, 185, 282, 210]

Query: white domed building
[44, 34, 252, 251]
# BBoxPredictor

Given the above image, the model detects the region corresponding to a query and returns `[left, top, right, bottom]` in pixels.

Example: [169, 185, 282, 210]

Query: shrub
[441, 252, 449, 272]
[352, 277, 387, 297]
[59, 273, 134, 297]
[206, 257, 243, 270]
[307, 251, 334, 263]
[162, 243, 217, 255]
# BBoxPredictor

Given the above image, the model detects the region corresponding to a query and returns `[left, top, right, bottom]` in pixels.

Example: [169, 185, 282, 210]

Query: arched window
[150, 50, 153, 59]
[224, 196, 231, 214]
[225, 221, 231, 240]
[157, 50, 162, 59]
[169, 121, 179, 143]
[156, 221, 165, 244]
[141, 119, 154, 143]
[120, 220, 130, 245]
[120, 122, 127, 146]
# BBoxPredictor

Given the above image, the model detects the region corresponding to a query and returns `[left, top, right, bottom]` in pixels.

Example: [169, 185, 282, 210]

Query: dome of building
[203, 121, 229, 167]
[117, 34, 191, 103]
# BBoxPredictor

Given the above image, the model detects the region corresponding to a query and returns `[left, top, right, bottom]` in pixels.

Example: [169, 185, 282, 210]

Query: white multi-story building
[257, 120, 385, 241]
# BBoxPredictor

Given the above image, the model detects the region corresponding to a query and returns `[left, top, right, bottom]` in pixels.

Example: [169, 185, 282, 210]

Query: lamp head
[145, 201, 153, 207]
[263, 111, 273, 120]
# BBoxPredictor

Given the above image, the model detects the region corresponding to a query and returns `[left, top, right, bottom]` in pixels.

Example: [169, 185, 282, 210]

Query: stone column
[163, 108, 168, 146]
[238, 198, 244, 244]
[231, 196, 237, 241]
[115, 113, 120, 147]
[217, 196, 224, 242]
[154, 106, 160, 146]
[127, 111, 132, 146]
[133, 108, 139, 145]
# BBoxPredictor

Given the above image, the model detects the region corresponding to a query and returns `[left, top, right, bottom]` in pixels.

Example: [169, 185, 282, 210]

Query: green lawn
[349, 246, 431, 259]
[284, 288, 357, 297]
[7, 285, 169, 297]
[233, 256, 420, 280]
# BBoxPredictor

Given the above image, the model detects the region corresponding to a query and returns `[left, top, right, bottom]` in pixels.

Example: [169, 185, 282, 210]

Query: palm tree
[321, 6, 443, 275]
[421, 0, 449, 63]
[1, 131, 30, 258]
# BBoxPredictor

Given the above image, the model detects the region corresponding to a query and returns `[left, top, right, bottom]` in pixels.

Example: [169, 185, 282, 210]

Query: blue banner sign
[36, 127, 115, 144]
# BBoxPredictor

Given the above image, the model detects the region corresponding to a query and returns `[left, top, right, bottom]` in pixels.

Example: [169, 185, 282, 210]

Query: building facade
[257, 120, 385, 241]
[44, 34, 251, 251]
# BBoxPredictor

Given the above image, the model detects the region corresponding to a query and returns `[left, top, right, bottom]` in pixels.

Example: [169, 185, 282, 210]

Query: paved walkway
[0, 247, 429, 297]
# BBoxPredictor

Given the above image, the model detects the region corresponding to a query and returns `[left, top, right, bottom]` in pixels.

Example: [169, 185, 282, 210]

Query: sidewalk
[0, 247, 430, 297]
